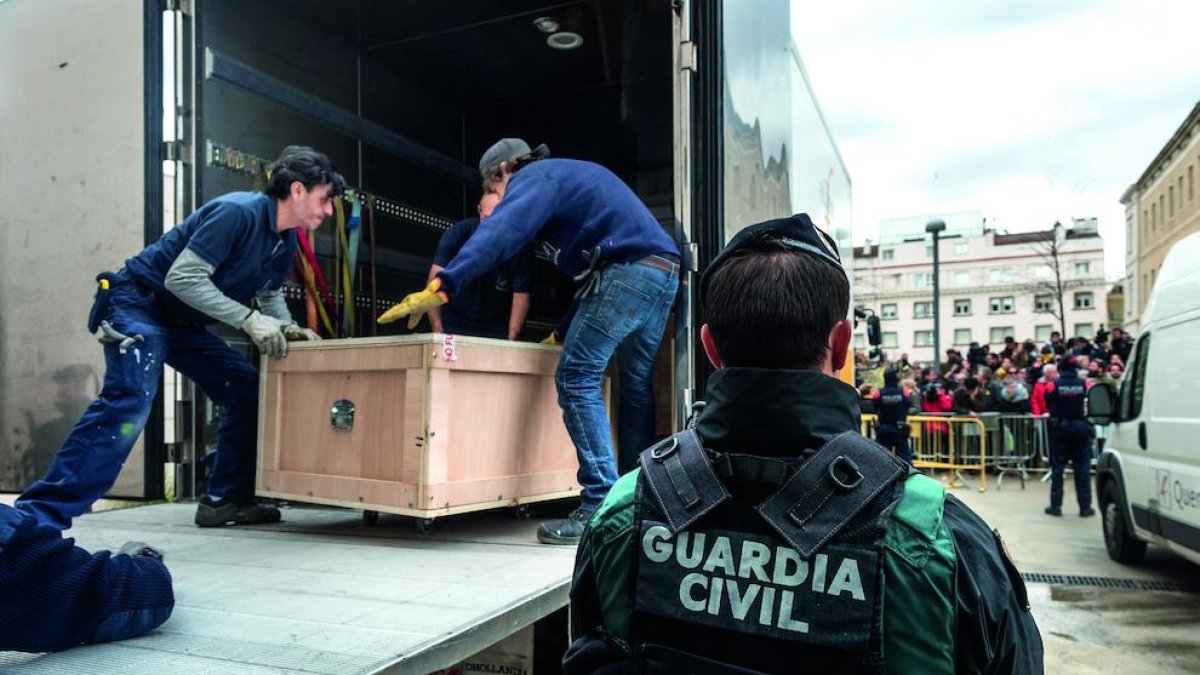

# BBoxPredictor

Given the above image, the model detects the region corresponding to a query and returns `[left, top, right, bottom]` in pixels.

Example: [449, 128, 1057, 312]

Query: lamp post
[925, 219, 947, 368]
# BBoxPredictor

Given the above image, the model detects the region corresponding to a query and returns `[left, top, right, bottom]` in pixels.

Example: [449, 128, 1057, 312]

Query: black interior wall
[196, 0, 674, 335]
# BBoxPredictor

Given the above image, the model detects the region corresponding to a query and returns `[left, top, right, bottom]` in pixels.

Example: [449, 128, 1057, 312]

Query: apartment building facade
[1120, 100, 1200, 334]
[852, 220, 1107, 365]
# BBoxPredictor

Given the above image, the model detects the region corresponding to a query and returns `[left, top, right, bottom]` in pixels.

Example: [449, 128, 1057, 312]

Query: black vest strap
[756, 432, 906, 559]
[639, 430, 731, 534]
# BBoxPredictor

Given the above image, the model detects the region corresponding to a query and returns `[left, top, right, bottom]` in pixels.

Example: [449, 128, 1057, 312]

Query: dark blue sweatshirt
[437, 159, 678, 298]
[0, 505, 174, 652]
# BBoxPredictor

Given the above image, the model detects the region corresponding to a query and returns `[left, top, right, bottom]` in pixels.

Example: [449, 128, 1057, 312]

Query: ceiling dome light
[547, 31, 583, 50]
[532, 16, 560, 33]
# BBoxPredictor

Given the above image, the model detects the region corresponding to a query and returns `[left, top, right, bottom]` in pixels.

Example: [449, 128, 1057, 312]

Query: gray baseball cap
[478, 138, 549, 178]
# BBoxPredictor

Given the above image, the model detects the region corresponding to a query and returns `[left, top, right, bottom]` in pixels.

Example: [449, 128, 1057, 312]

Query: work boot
[536, 507, 594, 545]
[1080, 507, 1096, 518]
[195, 497, 282, 527]
[1044, 506, 1063, 517]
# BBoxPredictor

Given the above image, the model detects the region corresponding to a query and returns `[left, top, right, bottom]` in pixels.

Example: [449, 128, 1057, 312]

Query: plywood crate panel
[257, 334, 587, 517]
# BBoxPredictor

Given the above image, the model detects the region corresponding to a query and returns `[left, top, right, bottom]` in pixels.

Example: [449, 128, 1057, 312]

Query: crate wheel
[362, 510, 380, 526]
[415, 518, 435, 534]
[510, 504, 531, 520]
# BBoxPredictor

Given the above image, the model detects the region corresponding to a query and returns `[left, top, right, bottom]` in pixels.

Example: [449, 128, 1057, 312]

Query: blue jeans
[16, 274, 259, 530]
[1049, 420, 1093, 510]
[556, 259, 678, 508]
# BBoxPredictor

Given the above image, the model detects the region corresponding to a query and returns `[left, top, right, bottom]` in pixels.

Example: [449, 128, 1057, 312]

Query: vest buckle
[828, 455, 864, 491]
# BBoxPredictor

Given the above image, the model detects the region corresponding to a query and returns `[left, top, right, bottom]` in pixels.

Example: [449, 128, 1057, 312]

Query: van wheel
[1101, 482, 1147, 564]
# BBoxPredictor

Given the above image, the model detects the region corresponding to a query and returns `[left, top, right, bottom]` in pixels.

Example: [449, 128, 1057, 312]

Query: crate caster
[415, 518, 435, 534]
[510, 504, 531, 520]
[362, 510, 380, 526]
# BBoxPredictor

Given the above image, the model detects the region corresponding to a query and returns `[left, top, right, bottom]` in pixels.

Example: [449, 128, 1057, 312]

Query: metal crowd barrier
[860, 413, 988, 492]
[987, 413, 1049, 489]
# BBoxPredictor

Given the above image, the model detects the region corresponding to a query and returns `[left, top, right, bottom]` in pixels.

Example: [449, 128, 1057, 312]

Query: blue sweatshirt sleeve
[185, 200, 254, 268]
[433, 220, 473, 268]
[438, 172, 559, 298]
[0, 513, 174, 653]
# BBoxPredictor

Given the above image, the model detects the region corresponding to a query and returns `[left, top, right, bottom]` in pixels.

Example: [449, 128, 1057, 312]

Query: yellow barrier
[861, 413, 988, 492]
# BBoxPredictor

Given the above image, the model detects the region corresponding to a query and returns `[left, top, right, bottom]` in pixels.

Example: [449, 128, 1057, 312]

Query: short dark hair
[705, 248, 849, 369]
[264, 145, 345, 199]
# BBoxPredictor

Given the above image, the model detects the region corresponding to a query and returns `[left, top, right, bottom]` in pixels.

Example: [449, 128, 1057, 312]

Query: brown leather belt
[635, 254, 680, 273]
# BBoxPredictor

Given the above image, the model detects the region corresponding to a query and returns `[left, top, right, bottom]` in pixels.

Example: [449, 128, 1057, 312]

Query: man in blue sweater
[16, 146, 343, 531]
[0, 504, 174, 652]
[380, 139, 679, 544]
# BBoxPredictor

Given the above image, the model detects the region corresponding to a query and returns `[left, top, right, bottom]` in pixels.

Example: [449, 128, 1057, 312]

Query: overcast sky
[790, 0, 1200, 281]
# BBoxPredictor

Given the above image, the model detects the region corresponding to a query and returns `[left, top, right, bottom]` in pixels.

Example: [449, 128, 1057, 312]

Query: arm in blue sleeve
[438, 173, 558, 297]
[0, 514, 174, 652]
[185, 200, 254, 268]
[510, 244, 536, 294]
[433, 220, 472, 268]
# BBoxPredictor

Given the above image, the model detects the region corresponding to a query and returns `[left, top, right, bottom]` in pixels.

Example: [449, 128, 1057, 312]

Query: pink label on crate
[442, 333, 457, 361]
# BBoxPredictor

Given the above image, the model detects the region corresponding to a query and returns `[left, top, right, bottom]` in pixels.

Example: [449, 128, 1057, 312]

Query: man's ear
[289, 180, 306, 200]
[700, 324, 723, 369]
[828, 319, 852, 372]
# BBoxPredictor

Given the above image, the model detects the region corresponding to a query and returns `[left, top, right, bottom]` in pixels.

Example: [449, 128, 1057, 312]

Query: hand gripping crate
[256, 334, 592, 531]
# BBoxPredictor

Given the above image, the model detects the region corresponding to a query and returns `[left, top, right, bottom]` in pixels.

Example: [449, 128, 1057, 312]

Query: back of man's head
[702, 214, 848, 370]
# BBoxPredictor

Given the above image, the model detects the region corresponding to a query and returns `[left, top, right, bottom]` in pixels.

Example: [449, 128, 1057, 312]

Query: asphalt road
[953, 471, 1200, 674]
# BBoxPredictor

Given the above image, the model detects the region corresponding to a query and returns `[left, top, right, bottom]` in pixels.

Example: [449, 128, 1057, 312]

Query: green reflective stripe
[589, 470, 639, 638]
[882, 475, 956, 675]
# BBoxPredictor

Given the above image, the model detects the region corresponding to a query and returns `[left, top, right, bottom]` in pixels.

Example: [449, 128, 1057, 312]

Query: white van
[1089, 231, 1200, 565]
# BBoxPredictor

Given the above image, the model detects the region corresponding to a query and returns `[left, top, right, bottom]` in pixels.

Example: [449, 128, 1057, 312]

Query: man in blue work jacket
[1, 503, 174, 652]
[426, 190, 533, 339]
[380, 139, 680, 545]
[16, 146, 344, 530]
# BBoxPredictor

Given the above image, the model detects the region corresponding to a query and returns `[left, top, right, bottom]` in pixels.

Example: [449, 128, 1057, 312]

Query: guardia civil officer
[1, 504, 174, 651]
[563, 214, 1043, 674]
[1044, 356, 1095, 517]
[379, 139, 680, 545]
[873, 368, 916, 463]
[16, 146, 344, 530]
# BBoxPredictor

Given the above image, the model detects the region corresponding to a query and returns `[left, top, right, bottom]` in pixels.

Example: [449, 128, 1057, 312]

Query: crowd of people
[856, 327, 1133, 418]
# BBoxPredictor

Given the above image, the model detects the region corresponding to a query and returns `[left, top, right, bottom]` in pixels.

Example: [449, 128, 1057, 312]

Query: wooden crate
[256, 334, 588, 520]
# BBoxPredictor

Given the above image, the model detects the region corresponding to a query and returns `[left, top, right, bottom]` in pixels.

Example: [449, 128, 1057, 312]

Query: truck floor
[0, 503, 576, 674]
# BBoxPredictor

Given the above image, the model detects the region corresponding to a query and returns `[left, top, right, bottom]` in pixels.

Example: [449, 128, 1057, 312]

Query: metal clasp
[827, 455, 863, 491]
[330, 399, 356, 432]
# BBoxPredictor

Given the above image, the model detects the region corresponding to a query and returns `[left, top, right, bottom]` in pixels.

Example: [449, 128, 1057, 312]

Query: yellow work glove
[540, 332, 560, 345]
[378, 278, 449, 330]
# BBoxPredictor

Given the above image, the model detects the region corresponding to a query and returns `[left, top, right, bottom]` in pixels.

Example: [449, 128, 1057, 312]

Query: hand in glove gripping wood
[378, 278, 448, 329]
[242, 310, 289, 359]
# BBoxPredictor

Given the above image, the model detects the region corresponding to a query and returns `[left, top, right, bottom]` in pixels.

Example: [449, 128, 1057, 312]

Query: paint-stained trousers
[16, 273, 258, 530]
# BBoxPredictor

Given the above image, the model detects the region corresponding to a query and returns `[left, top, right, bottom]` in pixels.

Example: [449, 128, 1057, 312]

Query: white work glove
[242, 310, 289, 359]
[283, 323, 322, 342]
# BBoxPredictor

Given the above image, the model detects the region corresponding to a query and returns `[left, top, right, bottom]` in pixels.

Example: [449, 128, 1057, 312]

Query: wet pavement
[952, 471, 1200, 674]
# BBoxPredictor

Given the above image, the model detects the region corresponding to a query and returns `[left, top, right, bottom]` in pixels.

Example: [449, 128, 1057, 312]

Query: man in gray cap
[380, 138, 680, 545]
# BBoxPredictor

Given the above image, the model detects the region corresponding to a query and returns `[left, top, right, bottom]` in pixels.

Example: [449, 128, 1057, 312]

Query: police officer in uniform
[873, 368, 915, 463]
[1044, 356, 1095, 517]
[563, 215, 1042, 674]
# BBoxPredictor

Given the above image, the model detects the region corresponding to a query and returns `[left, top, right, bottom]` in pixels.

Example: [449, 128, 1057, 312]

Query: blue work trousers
[16, 275, 259, 530]
[876, 425, 913, 464]
[556, 259, 678, 508]
[1049, 420, 1094, 511]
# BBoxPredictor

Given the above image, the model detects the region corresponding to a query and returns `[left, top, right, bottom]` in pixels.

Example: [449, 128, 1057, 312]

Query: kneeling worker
[0, 504, 174, 652]
[426, 190, 533, 339]
[563, 214, 1043, 674]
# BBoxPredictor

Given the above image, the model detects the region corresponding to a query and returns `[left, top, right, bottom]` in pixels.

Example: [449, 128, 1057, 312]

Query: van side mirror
[866, 315, 882, 347]
[1087, 385, 1116, 426]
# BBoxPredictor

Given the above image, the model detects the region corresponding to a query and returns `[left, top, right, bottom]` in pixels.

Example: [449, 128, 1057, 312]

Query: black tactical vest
[876, 386, 908, 427]
[625, 430, 910, 674]
[1048, 374, 1087, 419]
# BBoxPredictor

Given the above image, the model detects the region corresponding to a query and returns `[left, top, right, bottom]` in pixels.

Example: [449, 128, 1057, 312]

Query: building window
[1179, 176, 1185, 208]
[882, 249, 894, 260]
[954, 242, 968, 255]
[1075, 261, 1090, 276]
[953, 299, 971, 316]
[1190, 165, 1194, 201]
[913, 301, 934, 318]
[1074, 292, 1093, 309]
[1075, 323, 1094, 338]
[925, 245, 934, 258]
[1033, 264, 1052, 279]
[1035, 325, 1053, 341]
[953, 328, 972, 345]
[990, 327, 1013, 344]
[953, 270, 970, 286]
[1160, 195, 1165, 225]
[1035, 294, 1054, 312]
[989, 296, 1015, 314]
[989, 268, 1014, 283]
[914, 273, 935, 288]
[881, 303, 898, 320]
[914, 330, 934, 347]
[1169, 186, 1175, 217]
[883, 274, 902, 289]
[853, 334, 866, 349]
[1152, 202, 1158, 230]
[882, 332, 899, 348]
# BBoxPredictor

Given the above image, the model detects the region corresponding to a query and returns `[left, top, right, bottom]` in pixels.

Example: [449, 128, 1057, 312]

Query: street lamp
[925, 219, 947, 368]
